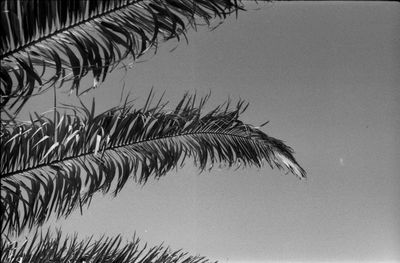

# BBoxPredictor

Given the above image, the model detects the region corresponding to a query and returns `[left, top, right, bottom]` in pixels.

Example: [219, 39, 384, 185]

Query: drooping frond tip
[0, 0, 249, 113]
[1, 92, 305, 235]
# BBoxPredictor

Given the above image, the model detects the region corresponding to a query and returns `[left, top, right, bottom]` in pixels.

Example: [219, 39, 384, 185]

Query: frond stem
[1, 130, 252, 178]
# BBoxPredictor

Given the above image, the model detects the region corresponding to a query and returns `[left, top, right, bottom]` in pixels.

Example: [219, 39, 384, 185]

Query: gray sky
[26, 2, 400, 262]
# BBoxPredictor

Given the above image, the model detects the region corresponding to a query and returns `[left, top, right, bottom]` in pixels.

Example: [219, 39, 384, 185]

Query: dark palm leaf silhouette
[1, 229, 216, 263]
[1, 91, 306, 235]
[1, 0, 246, 113]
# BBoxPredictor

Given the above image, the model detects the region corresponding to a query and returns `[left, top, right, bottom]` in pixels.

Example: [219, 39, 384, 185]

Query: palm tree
[1, 0, 306, 262]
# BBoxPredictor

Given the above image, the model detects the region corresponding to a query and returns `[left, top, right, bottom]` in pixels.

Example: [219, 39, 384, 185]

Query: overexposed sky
[24, 2, 399, 262]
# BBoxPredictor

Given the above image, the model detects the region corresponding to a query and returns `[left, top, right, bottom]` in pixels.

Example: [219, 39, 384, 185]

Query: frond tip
[1, 92, 306, 235]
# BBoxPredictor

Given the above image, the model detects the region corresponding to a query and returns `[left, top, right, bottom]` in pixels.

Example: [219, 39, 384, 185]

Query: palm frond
[1, 229, 216, 263]
[1, 92, 306, 235]
[0, 0, 251, 113]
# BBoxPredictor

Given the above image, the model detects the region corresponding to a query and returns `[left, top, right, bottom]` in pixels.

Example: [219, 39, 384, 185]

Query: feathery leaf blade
[1, 92, 305, 235]
[1, 228, 218, 263]
[1, 0, 253, 113]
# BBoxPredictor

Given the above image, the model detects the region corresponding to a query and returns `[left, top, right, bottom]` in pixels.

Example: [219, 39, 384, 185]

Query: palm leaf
[0, 0, 250, 113]
[1, 228, 216, 263]
[1, 92, 306, 235]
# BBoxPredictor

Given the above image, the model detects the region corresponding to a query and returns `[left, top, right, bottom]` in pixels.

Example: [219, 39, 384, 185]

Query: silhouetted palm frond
[1, 229, 216, 263]
[1, 92, 306, 235]
[0, 0, 250, 113]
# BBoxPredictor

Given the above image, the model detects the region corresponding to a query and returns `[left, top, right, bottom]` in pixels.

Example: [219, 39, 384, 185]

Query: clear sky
[22, 2, 400, 262]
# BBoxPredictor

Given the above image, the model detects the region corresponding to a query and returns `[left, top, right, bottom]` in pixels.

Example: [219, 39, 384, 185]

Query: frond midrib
[1, 0, 143, 59]
[1, 129, 253, 178]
